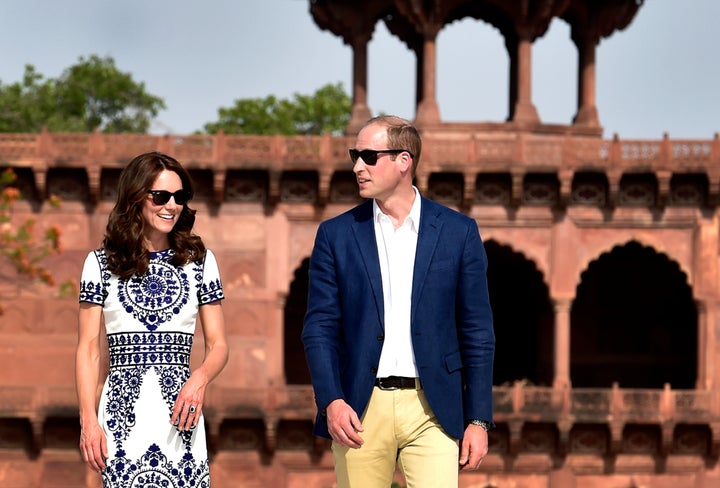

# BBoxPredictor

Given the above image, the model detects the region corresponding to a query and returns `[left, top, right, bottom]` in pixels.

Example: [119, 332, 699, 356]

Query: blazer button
[371, 366, 377, 373]
[377, 334, 384, 341]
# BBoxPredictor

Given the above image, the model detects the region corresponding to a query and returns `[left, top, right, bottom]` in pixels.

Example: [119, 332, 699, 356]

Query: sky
[1, 0, 718, 140]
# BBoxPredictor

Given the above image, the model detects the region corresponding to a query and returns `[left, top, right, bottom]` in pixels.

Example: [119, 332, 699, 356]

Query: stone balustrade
[2, 383, 719, 457]
[2, 130, 720, 209]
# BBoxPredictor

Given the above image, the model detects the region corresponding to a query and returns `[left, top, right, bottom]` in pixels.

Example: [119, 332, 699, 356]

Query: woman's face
[141, 169, 184, 249]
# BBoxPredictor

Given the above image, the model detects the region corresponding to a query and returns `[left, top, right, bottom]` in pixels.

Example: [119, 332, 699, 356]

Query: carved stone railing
[0, 385, 83, 453]
[491, 382, 720, 425]
[2, 130, 719, 172]
[493, 382, 720, 455]
[4, 382, 720, 455]
[2, 130, 719, 209]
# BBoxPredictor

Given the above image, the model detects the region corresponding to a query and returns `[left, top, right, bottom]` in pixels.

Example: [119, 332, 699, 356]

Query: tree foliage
[203, 82, 351, 135]
[0, 55, 165, 133]
[0, 169, 72, 313]
[0, 66, 57, 133]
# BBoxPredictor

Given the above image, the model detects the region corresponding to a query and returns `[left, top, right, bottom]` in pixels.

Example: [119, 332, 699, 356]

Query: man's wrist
[467, 419, 492, 431]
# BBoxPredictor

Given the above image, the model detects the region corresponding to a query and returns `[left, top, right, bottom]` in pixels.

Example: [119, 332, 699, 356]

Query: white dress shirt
[374, 187, 421, 378]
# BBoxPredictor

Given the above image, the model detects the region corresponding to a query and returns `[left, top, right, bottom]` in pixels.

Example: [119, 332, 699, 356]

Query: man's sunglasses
[349, 148, 413, 166]
[147, 189, 191, 206]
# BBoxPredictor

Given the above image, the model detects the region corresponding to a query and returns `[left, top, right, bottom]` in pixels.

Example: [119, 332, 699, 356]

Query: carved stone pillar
[564, 0, 644, 128]
[346, 33, 373, 135]
[212, 170, 226, 204]
[553, 297, 572, 389]
[696, 299, 710, 389]
[388, 0, 445, 126]
[572, 32, 599, 127]
[308, 1, 381, 135]
[415, 35, 441, 126]
[508, 34, 539, 125]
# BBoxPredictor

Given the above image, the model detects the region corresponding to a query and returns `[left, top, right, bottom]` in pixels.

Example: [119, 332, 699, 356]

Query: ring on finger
[189, 405, 197, 414]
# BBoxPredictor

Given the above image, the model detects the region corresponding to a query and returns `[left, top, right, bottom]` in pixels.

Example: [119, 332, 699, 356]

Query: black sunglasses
[349, 148, 412, 166]
[147, 189, 191, 206]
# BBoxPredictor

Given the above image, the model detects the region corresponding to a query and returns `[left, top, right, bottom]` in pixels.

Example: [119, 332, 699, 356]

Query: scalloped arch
[576, 237, 691, 293]
[483, 237, 550, 290]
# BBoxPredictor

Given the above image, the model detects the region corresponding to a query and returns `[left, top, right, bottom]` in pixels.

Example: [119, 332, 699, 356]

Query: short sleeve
[199, 249, 225, 305]
[79, 250, 107, 305]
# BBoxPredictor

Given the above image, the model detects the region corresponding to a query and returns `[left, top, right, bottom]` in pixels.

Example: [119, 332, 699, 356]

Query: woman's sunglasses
[348, 148, 413, 166]
[147, 189, 191, 206]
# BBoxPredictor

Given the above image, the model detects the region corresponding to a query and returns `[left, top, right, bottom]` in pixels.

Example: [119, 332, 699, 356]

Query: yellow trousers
[332, 386, 459, 488]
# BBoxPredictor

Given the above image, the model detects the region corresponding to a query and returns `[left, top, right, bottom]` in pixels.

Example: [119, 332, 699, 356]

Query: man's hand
[326, 399, 364, 449]
[459, 423, 488, 471]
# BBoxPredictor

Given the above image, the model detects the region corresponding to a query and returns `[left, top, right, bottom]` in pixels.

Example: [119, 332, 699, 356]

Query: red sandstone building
[2, 1, 720, 487]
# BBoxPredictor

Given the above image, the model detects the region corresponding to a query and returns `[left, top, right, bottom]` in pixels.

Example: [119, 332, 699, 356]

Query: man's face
[352, 123, 404, 202]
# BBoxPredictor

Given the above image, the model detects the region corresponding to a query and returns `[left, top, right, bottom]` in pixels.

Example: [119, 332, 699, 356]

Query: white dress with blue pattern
[79, 248, 224, 488]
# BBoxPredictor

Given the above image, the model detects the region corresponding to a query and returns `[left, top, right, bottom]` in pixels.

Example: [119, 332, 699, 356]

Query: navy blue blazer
[302, 196, 495, 440]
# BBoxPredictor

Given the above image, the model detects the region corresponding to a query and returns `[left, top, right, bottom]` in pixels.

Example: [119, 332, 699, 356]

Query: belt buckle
[377, 378, 398, 391]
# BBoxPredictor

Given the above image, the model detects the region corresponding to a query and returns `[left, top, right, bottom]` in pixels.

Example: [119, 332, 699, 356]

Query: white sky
[1, 0, 717, 139]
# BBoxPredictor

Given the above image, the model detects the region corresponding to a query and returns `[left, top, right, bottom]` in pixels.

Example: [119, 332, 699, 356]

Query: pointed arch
[573, 234, 694, 292]
[484, 239, 554, 386]
[284, 257, 310, 384]
[571, 240, 697, 388]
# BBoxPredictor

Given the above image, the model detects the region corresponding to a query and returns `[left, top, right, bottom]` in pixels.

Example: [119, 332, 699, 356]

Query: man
[302, 115, 495, 487]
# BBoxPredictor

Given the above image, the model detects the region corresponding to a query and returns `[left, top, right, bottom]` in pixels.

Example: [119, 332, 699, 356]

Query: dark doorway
[284, 258, 311, 384]
[571, 240, 697, 388]
[485, 240, 554, 386]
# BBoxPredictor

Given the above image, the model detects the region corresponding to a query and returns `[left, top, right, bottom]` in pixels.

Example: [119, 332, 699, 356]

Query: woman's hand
[170, 371, 208, 432]
[80, 420, 108, 472]
[169, 300, 228, 432]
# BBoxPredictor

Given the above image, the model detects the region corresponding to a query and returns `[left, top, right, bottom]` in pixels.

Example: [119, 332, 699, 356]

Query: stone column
[696, 299, 710, 389]
[346, 33, 373, 135]
[509, 34, 539, 125]
[415, 35, 441, 126]
[693, 214, 719, 389]
[553, 297, 572, 389]
[572, 33, 599, 127]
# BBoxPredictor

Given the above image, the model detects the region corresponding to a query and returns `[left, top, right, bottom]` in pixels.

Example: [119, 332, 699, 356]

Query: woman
[75, 151, 228, 486]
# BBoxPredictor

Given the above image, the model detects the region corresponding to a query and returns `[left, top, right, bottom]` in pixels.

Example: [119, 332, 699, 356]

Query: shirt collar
[373, 186, 421, 231]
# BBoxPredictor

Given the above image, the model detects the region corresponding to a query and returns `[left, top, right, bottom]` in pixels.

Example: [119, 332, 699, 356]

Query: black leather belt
[375, 376, 421, 390]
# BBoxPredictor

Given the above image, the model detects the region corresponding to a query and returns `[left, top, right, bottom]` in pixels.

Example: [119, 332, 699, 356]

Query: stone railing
[492, 382, 720, 423]
[1, 131, 719, 174]
[3, 130, 719, 209]
[3, 383, 719, 454]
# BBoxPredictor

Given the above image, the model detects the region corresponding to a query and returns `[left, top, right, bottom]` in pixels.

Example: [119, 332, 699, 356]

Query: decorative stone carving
[224, 170, 268, 203]
[279, 172, 317, 203]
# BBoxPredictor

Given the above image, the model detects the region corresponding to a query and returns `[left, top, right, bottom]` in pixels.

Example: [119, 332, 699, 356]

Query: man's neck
[376, 186, 417, 229]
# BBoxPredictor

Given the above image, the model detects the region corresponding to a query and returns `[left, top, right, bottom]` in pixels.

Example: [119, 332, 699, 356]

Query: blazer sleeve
[301, 223, 346, 412]
[457, 218, 495, 421]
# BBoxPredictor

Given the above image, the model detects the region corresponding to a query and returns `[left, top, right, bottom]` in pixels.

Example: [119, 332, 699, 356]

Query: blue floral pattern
[79, 248, 224, 487]
[104, 444, 210, 488]
[119, 259, 189, 331]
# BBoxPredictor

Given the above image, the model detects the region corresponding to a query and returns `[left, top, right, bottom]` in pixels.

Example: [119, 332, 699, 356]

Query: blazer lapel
[351, 201, 385, 327]
[411, 197, 442, 323]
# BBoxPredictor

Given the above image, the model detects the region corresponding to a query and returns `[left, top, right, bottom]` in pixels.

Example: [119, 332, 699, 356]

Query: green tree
[203, 82, 351, 135]
[0, 55, 165, 133]
[0, 65, 57, 133]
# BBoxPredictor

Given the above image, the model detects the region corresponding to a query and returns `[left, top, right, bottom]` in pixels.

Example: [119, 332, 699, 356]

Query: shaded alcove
[284, 258, 311, 384]
[484, 240, 554, 386]
[570, 240, 697, 388]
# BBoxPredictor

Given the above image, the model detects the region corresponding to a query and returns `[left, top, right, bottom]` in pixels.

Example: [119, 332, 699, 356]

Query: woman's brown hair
[103, 151, 206, 279]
